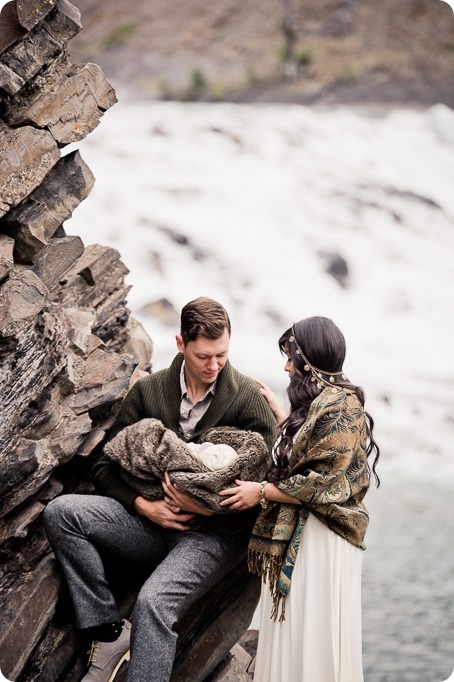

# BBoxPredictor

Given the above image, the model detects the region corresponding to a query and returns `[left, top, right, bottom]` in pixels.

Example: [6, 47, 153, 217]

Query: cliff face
[0, 2, 152, 679]
[0, 7, 261, 681]
[67, 0, 454, 106]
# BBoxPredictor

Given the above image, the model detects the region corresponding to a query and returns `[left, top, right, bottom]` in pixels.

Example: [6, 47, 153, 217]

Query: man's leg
[126, 531, 245, 682]
[43, 494, 168, 628]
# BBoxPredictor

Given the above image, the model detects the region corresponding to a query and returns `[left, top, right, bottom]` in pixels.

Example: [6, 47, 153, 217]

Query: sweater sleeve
[91, 378, 150, 510]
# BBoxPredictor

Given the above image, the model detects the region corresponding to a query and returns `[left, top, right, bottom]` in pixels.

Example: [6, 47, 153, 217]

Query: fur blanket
[104, 418, 271, 513]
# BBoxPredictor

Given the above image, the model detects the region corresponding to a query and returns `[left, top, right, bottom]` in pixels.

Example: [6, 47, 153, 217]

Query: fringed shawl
[248, 388, 371, 620]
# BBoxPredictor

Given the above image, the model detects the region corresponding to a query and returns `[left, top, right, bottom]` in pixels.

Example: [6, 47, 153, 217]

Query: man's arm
[133, 494, 196, 530]
[93, 377, 200, 530]
[161, 473, 213, 516]
[91, 378, 148, 510]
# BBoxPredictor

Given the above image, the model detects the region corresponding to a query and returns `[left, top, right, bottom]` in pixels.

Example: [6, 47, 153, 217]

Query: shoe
[82, 620, 131, 682]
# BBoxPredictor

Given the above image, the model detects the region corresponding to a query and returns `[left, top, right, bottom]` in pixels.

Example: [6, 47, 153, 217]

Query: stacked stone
[0, 3, 263, 680]
[0, 2, 152, 680]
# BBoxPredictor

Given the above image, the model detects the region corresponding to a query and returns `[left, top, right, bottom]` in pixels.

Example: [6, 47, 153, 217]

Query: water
[363, 465, 454, 682]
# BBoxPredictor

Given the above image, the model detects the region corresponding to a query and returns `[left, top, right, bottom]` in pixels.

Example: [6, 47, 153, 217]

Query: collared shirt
[179, 361, 217, 439]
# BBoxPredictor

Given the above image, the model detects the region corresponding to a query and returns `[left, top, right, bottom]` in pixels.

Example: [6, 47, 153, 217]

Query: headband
[289, 325, 347, 392]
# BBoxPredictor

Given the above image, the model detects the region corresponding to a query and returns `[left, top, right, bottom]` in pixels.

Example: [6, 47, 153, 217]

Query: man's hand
[133, 495, 196, 530]
[162, 472, 213, 516]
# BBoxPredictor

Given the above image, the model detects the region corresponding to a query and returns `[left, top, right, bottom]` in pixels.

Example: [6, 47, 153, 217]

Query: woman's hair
[180, 297, 231, 345]
[271, 316, 380, 486]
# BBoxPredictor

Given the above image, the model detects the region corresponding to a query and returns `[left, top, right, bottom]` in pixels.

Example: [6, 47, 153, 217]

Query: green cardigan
[92, 354, 276, 536]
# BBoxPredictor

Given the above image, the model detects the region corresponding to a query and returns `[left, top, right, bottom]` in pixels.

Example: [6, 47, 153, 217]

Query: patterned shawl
[248, 388, 371, 620]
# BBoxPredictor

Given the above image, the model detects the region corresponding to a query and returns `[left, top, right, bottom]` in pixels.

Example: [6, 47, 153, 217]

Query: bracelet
[259, 481, 269, 509]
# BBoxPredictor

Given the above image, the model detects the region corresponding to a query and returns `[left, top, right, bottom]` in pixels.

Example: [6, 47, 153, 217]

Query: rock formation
[0, 3, 260, 680]
[0, 1, 151, 679]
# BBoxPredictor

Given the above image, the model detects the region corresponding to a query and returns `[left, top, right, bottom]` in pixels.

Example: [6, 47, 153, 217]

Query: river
[362, 463, 453, 682]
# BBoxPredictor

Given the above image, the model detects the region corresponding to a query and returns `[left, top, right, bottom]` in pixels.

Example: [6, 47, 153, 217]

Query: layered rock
[0, 2, 151, 680]
[0, 3, 259, 680]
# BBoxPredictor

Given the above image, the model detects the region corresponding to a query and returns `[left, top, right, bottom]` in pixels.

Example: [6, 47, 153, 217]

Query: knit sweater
[92, 353, 276, 536]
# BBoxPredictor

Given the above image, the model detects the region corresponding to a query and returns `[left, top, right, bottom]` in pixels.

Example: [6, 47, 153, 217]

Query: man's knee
[43, 494, 81, 538]
[134, 581, 179, 631]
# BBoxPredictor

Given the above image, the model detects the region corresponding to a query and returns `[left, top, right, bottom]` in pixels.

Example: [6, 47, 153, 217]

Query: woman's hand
[256, 379, 286, 423]
[162, 472, 213, 516]
[220, 480, 302, 509]
[219, 479, 261, 510]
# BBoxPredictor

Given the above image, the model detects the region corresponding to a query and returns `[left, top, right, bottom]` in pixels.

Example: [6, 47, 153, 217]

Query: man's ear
[176, 334, 185, 353]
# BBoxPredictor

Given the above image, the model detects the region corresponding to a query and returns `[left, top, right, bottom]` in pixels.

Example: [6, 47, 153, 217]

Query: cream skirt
[253, 512, 364, 682]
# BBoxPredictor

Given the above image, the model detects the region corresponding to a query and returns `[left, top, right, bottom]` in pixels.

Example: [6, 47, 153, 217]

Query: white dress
[253, 512, 364, 682]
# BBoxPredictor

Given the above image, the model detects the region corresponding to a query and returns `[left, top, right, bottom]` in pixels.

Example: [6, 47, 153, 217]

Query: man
[44, 297, 276, 682]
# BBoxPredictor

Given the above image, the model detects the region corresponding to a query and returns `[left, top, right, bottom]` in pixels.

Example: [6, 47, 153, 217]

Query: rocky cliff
[0, 1, 152, 679]
[0, 5, 262, 680]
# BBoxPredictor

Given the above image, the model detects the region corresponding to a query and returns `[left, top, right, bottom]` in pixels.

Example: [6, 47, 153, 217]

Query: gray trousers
[43, 494, 246, 682]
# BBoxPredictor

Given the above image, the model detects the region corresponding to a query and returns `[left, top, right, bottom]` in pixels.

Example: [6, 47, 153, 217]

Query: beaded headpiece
[289, 325, 347, 393]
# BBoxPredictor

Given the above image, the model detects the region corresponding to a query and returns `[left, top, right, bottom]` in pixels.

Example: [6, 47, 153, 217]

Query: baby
[187, 442, 238, 471]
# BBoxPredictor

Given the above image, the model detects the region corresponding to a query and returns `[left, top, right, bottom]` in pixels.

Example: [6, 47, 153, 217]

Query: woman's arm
[217, 381, 290, 510]
[220, 394, 367, 510]
[256, 380, 287, 424]
[219, 479, 301, 510]
[277, 398, 368, 506]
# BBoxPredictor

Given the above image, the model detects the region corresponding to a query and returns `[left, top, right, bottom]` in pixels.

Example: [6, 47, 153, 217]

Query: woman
[219, 316, 380, 682]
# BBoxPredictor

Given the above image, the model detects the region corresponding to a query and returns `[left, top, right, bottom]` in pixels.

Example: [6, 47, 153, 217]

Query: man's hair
[180, 297, 231, 345]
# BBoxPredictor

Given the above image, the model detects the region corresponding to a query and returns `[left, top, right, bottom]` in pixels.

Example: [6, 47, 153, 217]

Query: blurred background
[7, 1, 454, 679]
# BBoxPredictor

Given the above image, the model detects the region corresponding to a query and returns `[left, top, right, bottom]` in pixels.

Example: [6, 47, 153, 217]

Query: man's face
[176, 329, 230, 386]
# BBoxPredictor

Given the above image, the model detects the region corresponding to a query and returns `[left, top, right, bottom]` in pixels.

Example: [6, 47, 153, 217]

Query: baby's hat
[187, 442, 237, 470]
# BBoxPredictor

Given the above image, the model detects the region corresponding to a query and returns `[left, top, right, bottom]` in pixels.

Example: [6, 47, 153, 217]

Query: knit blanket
[104, 418, 271, 513]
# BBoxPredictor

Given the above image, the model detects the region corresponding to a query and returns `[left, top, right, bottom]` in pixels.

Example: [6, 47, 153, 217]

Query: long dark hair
[271, 316, 380, 486]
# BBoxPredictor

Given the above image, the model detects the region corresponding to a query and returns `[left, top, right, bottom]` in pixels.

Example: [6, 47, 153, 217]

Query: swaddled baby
[186, 442, 238, 471]
[104, 418, 271, 512]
